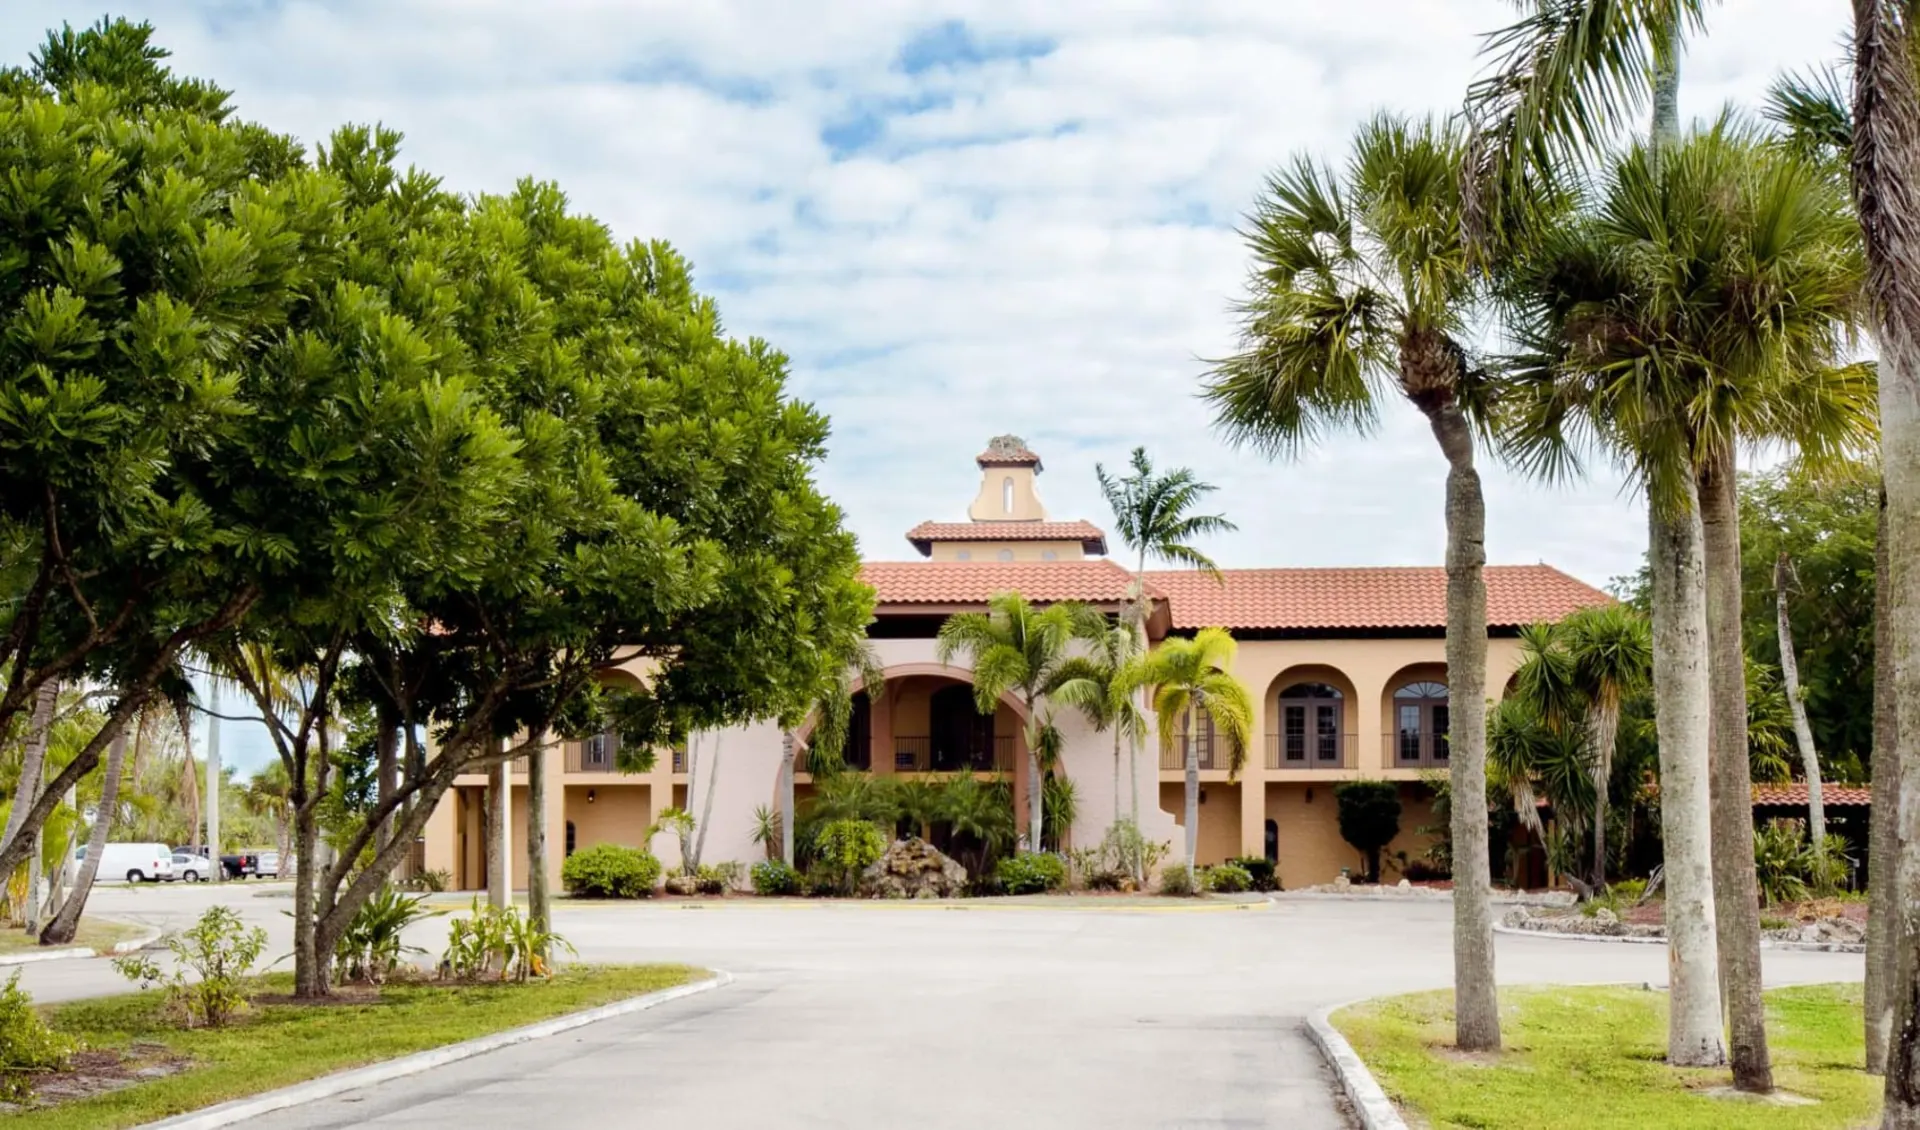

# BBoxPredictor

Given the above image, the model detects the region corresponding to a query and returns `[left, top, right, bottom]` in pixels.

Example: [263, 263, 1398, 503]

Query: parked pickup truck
[220, 852, 264, 879]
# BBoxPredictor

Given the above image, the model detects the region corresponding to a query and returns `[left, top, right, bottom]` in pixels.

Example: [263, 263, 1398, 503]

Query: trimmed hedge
[560, 843, 661, 898]
[996, 852, 1067, 895]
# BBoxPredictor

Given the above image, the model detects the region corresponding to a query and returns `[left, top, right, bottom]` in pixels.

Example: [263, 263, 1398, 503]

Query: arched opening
[1263, 818, 1278, 863]
[1276, 681, 1345, 768]
[1392, 679, 1450, 767]
[929, 684, 996, 771]
[1002, 476, 1014, 513]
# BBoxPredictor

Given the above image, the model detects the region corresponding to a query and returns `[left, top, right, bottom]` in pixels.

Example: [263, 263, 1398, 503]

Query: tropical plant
[695, 862, 743, 895]
[1333, 781, 1403, 883]
[405, 868, 451, 893]
[1139, 628, 1253, 872]
[1040, 774, 1078, 853]
[784, 641, 886, 865]
[1226, 856, 1279, 893]
[0, 972, 69, 1102]
[1745, 658, 1796, 785]
[1095, 447, 1235, 836]
[1205, 110, 1505, 1052]
[1203, 862, 1254, 894]
[751, 859, 802, 896]
[1752, 821, 1812, 908]
[931, 774, 1019, 879]
[1487, 695, 1596, 851]
[1157, 862, 1196, 897]
[1561, 603, 1652, 890]
[114, 905, 267, 1029]
[750, 805, 782, 861]
[995, 852, 1067, 896]
[814, 819, 886, 896]
[439, 900, 573, 982]
[648, 808, 698, 876]
[332, 885, 442, 984]
[1050, 622, 1148, 828]
[560, 844, 660, 899]
[936, 592, 1105, 850]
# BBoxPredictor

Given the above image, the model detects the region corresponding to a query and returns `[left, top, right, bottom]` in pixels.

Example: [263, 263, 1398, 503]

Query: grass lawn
[11, 964, 703, 1129]
[0, 919, 143, 956]
[1333, 983, 1878, 1130]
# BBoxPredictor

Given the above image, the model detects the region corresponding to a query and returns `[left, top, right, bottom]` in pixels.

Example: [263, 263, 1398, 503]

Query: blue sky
[3, 2, 1852, 774]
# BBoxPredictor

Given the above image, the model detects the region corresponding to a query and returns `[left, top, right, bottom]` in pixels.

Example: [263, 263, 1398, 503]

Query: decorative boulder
[1591, 907, 1622, 934]
[663, 873, 700, 896]
[859, 837, 967, 900]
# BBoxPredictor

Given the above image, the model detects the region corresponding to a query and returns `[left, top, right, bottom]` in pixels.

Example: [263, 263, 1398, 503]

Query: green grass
[1333, 983, 1879, 1130]
[13, 964, 702, 1129]
[0, 919, 142, 955]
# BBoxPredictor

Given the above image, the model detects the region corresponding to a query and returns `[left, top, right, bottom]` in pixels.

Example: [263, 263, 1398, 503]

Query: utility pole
[206, 678, 222, 880]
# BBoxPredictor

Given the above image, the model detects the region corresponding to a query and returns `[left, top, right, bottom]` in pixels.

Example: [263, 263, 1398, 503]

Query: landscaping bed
[1333, 983, 1878, 1129]
[0, 920, 145, 957]
[1504, 896, 1867, 949]
[1, 964, 701, 1129]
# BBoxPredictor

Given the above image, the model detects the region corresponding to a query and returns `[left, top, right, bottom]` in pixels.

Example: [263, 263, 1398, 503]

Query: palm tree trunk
[1853, 13, 1920, 1115]
[375, 709, 398, 858]
[1025, 708, 1044, 852]
[781, 732, 796, 866]
[693, 733, 720, 871]
[1649, 489, 1729, 1068]
[487, 753, 510, 910]
[526, 732, 550, 955]
[41, 726, 129, 945]
[292, 789, 327, 997]
[1871, 486, 1899, 1075]
[175, 702, 199, 857]
[1112, 725, 1121, 827]
[1700, 453, 1774, 1093]
[1589, 694, 1621, 892]
[1426, 402, 1500, 1054]
[3, 682, 57, 882]
[1650, 16, 1681, 157]
[1183, 703, 1199, 876]
[1775, 553, 1826, 851]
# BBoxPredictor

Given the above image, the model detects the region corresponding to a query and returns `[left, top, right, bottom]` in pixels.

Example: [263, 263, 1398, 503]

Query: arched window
[1003, 476, 1014, 513]
[1277, 682, 1344, 767]
[1393, 680, 1449, 766]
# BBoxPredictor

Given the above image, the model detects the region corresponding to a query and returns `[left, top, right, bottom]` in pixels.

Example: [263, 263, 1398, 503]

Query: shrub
[1226, 856, 1278, 892]
[751, 859, 802, 896]
[1753, 821, 1812, 907]
[996, 852, 1068, 895]
[1158, 862, 1196, 896]
[0, 972, 70, 1101]
[1333, 780, 1402, 882]
[404, 868, 451, 893]
[1399, 859, 1448, 883]
[1204, 862, 1253, 893]
[696, 861, 744, 895]
[816, 819, 887, 895]
[561, 843, 661, 898]
[333, 885, 443, 984]
[440, 899, 575, 981]
[114, 905, 266, 1028]
[1808, 834, 1854, 894]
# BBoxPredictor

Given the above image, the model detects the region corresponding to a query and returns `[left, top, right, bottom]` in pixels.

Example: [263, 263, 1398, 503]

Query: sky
[4, 1, 1854, 773]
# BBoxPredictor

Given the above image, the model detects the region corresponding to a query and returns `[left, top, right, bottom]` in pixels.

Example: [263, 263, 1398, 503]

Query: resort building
[422, 436, 1611, 892]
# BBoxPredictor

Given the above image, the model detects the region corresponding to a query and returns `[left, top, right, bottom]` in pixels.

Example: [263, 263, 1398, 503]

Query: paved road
[17, 888, 1866, 1129]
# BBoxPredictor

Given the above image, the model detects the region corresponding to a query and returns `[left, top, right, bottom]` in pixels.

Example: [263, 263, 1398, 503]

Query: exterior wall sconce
[1306, 788, 1314, 803]
[587, 789, 596, 803]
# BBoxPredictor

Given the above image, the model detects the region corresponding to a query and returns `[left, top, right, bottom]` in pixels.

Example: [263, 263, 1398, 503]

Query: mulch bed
[0, 1043, 191, 1113]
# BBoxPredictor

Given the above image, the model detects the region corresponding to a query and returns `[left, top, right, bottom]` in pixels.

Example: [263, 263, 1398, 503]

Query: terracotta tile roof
[905, 520, 1107, 555]
[976, 439, 1041, 467]
[1141, 565, 1612, 630]
[861, 560, 1149, 606]
[1752, 783, 1872, 807]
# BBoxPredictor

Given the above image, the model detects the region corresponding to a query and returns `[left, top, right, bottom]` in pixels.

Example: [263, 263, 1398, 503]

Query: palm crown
[1095, 447, 1234, 578]
[1138, 628, 1253, 779]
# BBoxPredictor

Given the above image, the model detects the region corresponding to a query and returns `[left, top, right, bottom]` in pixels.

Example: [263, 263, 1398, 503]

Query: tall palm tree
[1138, 628, 1252, 876]
[1561, 603, 1651, 891]
[788, 642, 886, 866]
[1050, 623, 1148, 828]
[40, 721, 130, 945]
[1500, 123, 1870, 1090]
[1095, 447, 1234, 829]
[936, 593, 1104, 851]
[1205, 112, 1504, 1053]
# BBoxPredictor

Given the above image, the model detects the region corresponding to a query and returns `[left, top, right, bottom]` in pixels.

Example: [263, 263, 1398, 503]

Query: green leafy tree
[1332, 781, 1403, 884]
[936, 593, 1104, 851]
[1204, 111, 1504, 1052]
[1139, 628, 1252, 875]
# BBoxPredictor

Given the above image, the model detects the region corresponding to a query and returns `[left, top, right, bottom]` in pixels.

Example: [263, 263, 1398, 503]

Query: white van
[82, 843, 175, 883]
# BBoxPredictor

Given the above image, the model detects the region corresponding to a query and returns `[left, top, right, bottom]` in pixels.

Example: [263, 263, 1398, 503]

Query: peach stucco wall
[1161, 781, 1243, 867]
[927, 540, 1086, 562]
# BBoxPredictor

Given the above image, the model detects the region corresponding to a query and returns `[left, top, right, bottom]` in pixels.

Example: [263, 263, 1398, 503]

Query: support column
[1239, 691, 1268, 857]
[488, 740, 511, 910]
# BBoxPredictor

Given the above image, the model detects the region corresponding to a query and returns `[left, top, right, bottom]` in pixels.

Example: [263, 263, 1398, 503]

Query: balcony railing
[1381, 731, 1450, 770]
[891, 735, 1012, 772]
[566, 742, 617, 773]
[1265, 731, 1357, 770]
[1159, 740, 1231, 772]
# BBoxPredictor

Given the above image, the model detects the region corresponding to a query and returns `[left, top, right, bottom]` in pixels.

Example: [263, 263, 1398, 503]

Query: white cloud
[5, 2, 1848, 613]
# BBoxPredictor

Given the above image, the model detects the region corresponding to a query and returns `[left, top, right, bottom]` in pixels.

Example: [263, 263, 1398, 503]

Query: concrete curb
[1275, 890, 1576, 908]
[0, 925, 161, 966]
[1493, 921, 1865, 954]
[133, 969, 732, 1130]
[1305, 1003, 1407, 1130]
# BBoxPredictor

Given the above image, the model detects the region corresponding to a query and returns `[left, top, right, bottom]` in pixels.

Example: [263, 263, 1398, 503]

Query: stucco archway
[1265, 663, 1360, 771]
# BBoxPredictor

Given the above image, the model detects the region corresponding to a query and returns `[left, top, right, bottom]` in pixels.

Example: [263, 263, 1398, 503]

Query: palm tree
[935, 593, 1104, 851]
[787, 643, 886, 866]
[1204, 112, 1504, 1052]
[1138, 628, 1252, 878]
[40, 721, 130, 945]
[1561, 603, 1652, 890]
[1500, 123, 1870, 1090]
[1095, 448, 1234, 830]
[1050, 622, 1148, 829]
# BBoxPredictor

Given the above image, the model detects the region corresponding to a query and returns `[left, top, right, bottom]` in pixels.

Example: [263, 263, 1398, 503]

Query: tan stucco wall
[1162, 782, 1242, 867]
[565, 784, 652, 856]
[927, 539, 1085, 562]
[1267, 780, 1441, 889]
[967, 465, 1047, 520]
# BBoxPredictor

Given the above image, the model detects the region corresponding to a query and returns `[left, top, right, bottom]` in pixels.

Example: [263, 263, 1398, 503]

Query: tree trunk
[780, 732, 796, 866]
[41, 726, 128, 945]
[487, 757, 511, 910]
[1776, 553, 1826, 849]
[1112, 725, 1121, 827]
[1650, 18, 1680, 157]
[375, 709, 398, 858]
[693, 733, 719, 871]
[1851, 6, 1920, 1117]
[3, 682, 57, 857]
[1649, 491, 1729, 1067]
[1182, 703, 1199, 876]
[1701, 453, 1774, 1093]
[292, 794, 326, 996]
[204, 681, 221, 871]
[526, 733, 549, 957]
[175, 702, 199, 859]
[1589, 694, 1621, 893]
[1425, 402, 1501, 1054]
[1027, 713, 1045, 852]
[1872, 486, 1899, 1075]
